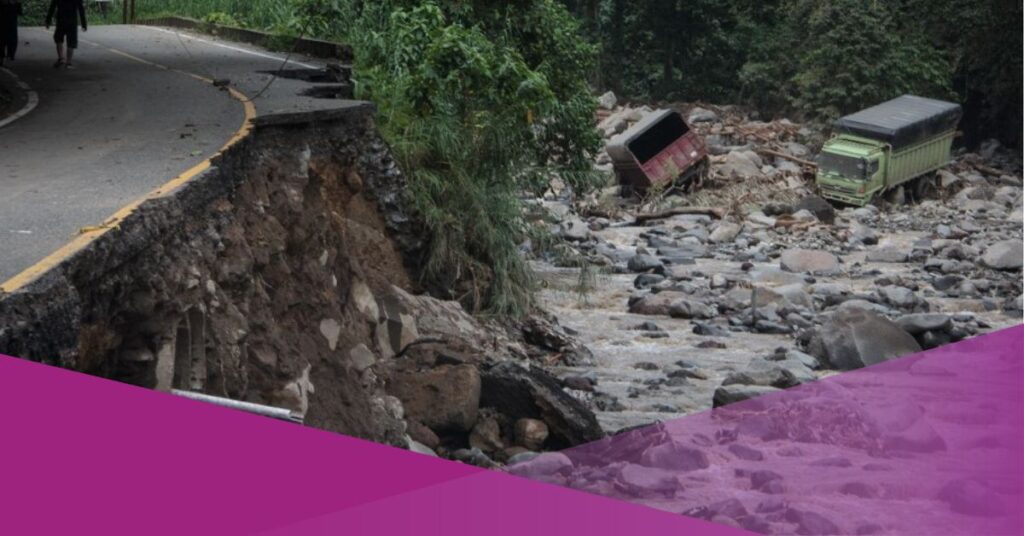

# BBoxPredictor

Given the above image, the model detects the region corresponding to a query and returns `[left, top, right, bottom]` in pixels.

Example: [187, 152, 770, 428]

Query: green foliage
[742, 0, 952, 121]
[567, 0, 1019, 145]
[351, 1, 600, 316]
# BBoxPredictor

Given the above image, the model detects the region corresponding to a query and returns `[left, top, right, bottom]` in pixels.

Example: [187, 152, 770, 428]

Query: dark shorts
[54, 21, 77, 49]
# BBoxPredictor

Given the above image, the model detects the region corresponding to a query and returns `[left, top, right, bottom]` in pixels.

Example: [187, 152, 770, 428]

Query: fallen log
[758, 148, 817, 168]
[632, 206, 725, 224]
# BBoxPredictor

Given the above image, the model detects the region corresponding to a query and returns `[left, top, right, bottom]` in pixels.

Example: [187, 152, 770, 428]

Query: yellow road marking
[0, 39, 257, 294]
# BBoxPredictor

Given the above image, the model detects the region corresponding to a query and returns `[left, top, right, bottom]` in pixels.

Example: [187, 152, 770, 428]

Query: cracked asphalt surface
[0, 25, 357, 283]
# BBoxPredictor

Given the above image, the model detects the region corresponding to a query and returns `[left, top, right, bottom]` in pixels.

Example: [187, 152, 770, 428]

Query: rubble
[528, 98, 1021, 434]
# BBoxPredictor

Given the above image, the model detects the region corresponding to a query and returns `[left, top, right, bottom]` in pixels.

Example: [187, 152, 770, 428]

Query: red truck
[606, 109, 708, 195]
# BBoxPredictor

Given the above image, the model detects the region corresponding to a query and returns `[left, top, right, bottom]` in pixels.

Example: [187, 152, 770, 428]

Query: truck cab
[816, 135, 887, 206]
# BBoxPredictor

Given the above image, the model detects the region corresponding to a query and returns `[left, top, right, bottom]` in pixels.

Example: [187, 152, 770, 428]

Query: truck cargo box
[607, 109, 707, 193]
[833, 95, 962, 150]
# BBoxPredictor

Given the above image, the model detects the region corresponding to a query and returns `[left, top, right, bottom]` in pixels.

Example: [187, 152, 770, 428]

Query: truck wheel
[913, 176, 936, 202]
[885, 185, 906, 206]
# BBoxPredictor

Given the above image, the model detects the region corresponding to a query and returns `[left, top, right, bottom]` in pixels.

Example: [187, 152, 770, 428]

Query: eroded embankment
[0, 105, 432, 443]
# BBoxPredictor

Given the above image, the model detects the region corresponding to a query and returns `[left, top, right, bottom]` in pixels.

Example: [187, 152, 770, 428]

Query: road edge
[0, 67, 39, 129]
[0, 41, 256, 294]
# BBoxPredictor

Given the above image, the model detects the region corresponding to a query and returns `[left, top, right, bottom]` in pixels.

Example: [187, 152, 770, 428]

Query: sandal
[53, 59, 64, 68]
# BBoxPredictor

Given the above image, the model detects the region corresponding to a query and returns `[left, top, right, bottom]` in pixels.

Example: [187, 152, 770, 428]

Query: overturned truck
[607, 109, 708, 196]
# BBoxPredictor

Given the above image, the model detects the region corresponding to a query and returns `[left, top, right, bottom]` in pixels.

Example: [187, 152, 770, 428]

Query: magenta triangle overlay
[508, 324, 1024, 535]
[0, 353, 749, 535]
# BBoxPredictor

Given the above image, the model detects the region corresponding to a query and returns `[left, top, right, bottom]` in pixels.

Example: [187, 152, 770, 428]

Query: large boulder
[629, 291, 689, 316]
[794, 195, 836, 224]
[780, 249, 841, 275]
[388, 365, 481, 433]
[980, 240, 1023, 270]
[720, 150, 764, 178]
[480, 361, 603, 448]
[810, 307, 922, 370]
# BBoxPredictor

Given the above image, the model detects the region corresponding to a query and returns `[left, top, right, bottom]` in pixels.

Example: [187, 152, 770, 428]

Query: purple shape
[0, 353, 750, 535]
[509, 326, 1024, 535]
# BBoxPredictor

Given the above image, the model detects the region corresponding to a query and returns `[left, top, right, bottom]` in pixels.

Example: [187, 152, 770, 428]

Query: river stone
[938, 479, 1007, 516]
[389, 365, 481, 433]
[668, 299, 717, 319]
[896, 313, 953, 335]
[480, 361, 603, 448]
[630, 291, 690, 316]
[794, 195, 836, 224]
[514, 418, 550, 451]
[712, 385, 782, 408]
[981, 240, 1023, 270]
[780, 249, 841, 275]
[812, 307, 922, 370]
[710, 221, 744, 243]
[867, 247, 909, 263]
[616, 464, 680, 495]
[628, 253, 664, 273]
[640, 439, 710, 471]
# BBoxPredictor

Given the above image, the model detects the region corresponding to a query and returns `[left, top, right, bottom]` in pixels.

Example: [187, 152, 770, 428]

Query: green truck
[816, 95, 962, 206]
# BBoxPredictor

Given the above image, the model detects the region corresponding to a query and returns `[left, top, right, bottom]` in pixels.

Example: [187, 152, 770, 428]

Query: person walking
[46, 0, 87, 69]
[0, 0, 21, 67]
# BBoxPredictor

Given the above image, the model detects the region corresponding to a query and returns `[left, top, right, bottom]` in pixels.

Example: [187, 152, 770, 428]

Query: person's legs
[64, 24, 78, 68]
[53, 25, 66, 67]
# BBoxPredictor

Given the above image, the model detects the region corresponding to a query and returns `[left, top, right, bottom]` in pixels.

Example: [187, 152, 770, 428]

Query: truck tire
[912, 176, 936, 202]
[885, 185, 906, 206]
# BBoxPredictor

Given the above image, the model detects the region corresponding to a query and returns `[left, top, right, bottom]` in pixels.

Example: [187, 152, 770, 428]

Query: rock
[981, 240, 1023, 270]
[840, 482, 878, 499]
[480, 361, 603, 448]
[728, 443, 765, 461]
[639, 439, 710, 471]
[747, 211, 777, 228]
[406, 437, 438, 457]
[794, 195, 836, 224]
[407, 419, 440, 450]
[615, 464, 680, 496]
[469, 415, 504, 453]
[688, 107, 718, 124]
[713, 385, 782, 408]
[896, 313, 953, 335]
[628, 254, 664, 273]
[597, 91, 617, 110]
[709, 221, 743, 243]
[883, 418, 946, 453]
[390, 365, 481, 433]
[780, 249, 841, 275]
[514, 418, 549, 450]
[348, 344, 377, 372]
[634, 273, 665, 289]
[812, 308, 922, 370]
[560, 217, 591, 242]
[507, 451, 573, 479]
[866, 247, 909, 263]
[562, 375, 596, 392]
[786, 509, 841, 535]
[693, 321, 731, 337]
[629, 291, 689, 316]
[453, 447, 498, 468]
[723, 358, 814, 389]
[319, 318, 342, 351]
[721, 150, 764, 178]
[937, 479, 1007, 516]
[668, 299, 717, 319]
[878, 285, 926, 311]
[750, 470, 783, 492]
[350, 280, 380, 322]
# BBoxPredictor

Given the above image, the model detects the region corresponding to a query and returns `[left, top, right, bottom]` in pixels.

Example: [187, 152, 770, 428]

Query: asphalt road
[0, 25, 352, 284]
